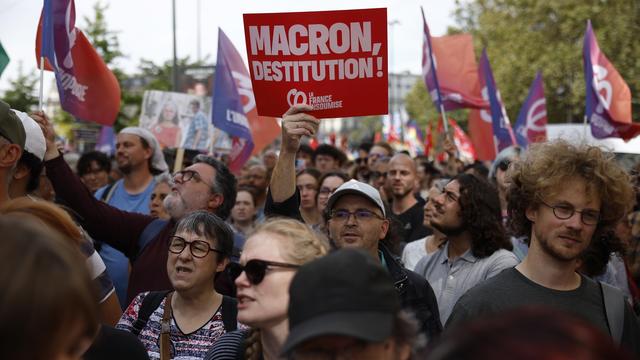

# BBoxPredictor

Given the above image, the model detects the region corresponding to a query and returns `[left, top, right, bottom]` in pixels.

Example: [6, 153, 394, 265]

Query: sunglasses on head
[228, 259, 300, 285]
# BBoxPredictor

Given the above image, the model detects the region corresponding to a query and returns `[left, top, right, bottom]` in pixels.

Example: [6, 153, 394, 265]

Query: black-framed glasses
[330, 209, 384, 222]
[318, 187, 338, 196]
[228, 259, 300, 285]
[540, 200, 600, 226]
[168, 236, 222, 258]
[172, 170, 212, 187]
[369, 171, 387, 179]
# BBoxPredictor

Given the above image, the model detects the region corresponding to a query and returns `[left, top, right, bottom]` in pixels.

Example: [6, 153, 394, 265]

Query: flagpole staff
[38, 57, 45, 110]
[421, 7, 450, 138]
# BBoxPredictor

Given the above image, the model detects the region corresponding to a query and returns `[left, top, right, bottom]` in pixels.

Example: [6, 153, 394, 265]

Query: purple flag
[95, 126, 115, 155]
[212, 28, 255, 173]
[583, 20, 640, 141]
[514, 72, 547, 148]
[479, 49, 515, 153]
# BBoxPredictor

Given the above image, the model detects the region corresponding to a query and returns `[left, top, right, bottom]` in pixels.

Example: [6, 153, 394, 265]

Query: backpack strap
[131, 290, 171, 337]
[131, 219, 169, 262]
[221, 295, 238, 332]
[100, 182, 117, 203]
[600, 281, 625, 345]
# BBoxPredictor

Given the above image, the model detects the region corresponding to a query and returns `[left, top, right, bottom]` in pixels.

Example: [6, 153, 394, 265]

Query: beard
[118, 163, 133, 175]
[164, 193, 188, 220]
[534, 228, 587, 262]
[431, 220, 466, 237]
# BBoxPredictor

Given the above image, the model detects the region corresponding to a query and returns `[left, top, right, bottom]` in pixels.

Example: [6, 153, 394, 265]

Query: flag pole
[421, 7, 449, 137]
[38, 57, 44, 110]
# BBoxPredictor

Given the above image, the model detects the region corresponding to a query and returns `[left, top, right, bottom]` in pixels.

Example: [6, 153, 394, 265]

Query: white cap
[12, 110, 46, 161]
[326, 179, 386, 217]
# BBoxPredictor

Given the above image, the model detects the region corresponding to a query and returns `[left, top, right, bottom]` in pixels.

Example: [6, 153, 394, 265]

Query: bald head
[389, 154, 417, 173]
[388, 153, 418, 200]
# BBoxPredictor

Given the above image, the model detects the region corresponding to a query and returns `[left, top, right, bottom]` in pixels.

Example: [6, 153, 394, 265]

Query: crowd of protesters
[1, 99, 639, 359]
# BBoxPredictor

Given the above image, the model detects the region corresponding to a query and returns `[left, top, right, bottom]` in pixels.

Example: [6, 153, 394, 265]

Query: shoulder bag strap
[160, 292, 174, 360]
[600, 281, 625, 345]
[131, 290, 169, 336]
[221, 295, 238, 332]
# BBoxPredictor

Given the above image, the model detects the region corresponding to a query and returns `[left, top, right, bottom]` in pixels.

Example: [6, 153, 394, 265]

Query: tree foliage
[452, 0, 640, 123]
[2, 62, 38, 113]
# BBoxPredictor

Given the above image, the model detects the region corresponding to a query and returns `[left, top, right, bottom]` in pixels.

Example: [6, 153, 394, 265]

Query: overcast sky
[0, 0, 459, 98]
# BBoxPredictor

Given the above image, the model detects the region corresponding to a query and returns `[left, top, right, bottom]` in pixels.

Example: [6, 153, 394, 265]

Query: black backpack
[130, 291, 238, 336]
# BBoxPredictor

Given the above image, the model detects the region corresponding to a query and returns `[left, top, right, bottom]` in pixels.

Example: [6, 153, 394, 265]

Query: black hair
[77, 151, 111, 177]
[18, 151, 44, 193]
[312, 144, 347, 167]
[193, 154, 237, 220]
[455, 173, 512, 258]
[297, 144, 314, 157]
[174, 210, 234, 261]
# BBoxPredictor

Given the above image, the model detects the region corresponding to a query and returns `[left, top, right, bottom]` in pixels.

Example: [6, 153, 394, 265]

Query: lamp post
[388, 19, 403, 143]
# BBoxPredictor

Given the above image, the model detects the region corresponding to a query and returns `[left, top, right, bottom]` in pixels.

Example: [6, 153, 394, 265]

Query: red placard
[243, 8, 388, 118]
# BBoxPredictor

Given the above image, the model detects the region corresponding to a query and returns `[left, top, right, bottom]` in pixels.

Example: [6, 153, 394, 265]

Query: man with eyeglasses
[0, 100, 25, 205]
[268, 105, 441, 339]
[34, 113, 237, 306]
[447, 140, 640, 356]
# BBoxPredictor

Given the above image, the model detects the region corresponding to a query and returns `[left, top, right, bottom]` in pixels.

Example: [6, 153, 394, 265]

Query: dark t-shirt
[447, 268, 640, 356]
[84, 325, 149, 360]
[394, 197, 430, 243]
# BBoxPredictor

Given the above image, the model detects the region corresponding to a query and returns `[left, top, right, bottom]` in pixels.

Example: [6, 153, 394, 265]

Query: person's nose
[564, 211, 584, 231]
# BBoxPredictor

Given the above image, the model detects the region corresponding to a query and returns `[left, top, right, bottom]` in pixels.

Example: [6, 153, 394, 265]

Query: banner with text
[243, 8, 388, 118]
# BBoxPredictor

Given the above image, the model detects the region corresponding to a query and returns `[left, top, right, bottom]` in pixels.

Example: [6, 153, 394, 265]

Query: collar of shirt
[439, 241, 478, 265]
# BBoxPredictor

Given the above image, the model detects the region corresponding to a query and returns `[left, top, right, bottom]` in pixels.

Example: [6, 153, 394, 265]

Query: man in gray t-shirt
[447, 141, 640, 356]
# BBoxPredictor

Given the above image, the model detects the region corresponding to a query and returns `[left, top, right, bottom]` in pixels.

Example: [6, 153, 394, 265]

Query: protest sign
[243, 8, 388, 118]
[140, 90, 231, 152]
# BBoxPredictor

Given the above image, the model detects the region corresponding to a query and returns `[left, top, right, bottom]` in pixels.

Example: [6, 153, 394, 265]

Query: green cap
[0, 100, 26, 148]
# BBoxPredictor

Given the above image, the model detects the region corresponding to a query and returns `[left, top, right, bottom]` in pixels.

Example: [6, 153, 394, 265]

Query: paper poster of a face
[140, 90, 231, 152]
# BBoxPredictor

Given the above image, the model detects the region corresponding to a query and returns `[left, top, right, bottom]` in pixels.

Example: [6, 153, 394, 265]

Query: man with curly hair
[414, 173, 518, 323]
[447, 140, 639, 356]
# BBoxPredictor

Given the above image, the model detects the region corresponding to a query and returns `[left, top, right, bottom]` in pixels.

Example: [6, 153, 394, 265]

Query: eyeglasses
[228, 259, 300, 285]
[497, 160, 511, 172]
[318, 187, 338, 196]
[369, 171, 387, 179]
[540, 200, 600, 226]
[172, 170, 213, 187]
[330, 209, 384, 222]
[168, 236, 222, 258]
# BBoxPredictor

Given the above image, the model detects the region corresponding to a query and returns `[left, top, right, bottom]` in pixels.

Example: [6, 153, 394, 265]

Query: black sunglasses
[228, 259, 299, 285]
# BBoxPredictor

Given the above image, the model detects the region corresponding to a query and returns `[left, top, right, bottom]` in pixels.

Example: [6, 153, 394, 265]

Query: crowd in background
[1, 100, 639, 359]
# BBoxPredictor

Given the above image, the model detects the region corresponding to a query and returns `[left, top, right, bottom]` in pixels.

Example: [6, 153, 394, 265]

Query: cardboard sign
[243, 8, 388, 118]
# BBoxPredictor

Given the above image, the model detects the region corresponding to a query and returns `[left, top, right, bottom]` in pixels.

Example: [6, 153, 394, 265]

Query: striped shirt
[117, 291, 228, 359]
[204, 329, 252, 360]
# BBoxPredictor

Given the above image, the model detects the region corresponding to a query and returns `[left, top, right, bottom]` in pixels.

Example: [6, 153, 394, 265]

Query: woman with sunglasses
[116, 211, 236, 359]
[205, 218, 329, 360]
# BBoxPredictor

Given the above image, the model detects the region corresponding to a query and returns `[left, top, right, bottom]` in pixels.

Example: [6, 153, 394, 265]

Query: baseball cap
[0, 101, 26, 148]
[281, 248, 400, 355]
[12, 110, 46, 161]
[326, 179, 386, 217]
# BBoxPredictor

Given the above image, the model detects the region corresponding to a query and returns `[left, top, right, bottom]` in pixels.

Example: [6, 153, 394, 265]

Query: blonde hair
[243, 218, 329, 360]
[0, 197, 83, 246]
[249, 218, 329, 264]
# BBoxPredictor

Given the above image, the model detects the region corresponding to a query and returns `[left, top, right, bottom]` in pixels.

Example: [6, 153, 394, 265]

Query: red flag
[583, 20, 640, 140]
[422, 22, 487, 111]
[468, 109, 496, 161]
[424, 122, 433, 157]
[435, 117, 476, 163]
[36, 1, 120, 125]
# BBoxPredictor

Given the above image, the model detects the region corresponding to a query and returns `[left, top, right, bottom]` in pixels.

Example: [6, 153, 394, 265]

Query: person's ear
[0, 144, 22, 168]
[379, 219, 390, 240]
[207, 192, 223, 212]
[526, 205, 538, 223]
[216, 257, 229, 273]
